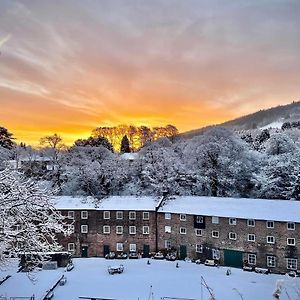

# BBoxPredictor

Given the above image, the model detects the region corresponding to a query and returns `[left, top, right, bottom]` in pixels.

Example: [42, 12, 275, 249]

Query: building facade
[54, 196, 300, 273]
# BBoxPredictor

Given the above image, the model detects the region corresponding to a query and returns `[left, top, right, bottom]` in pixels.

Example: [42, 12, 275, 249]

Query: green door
[224, 250, 243, 268]
[143, 244, 150, 258]
[180, 245, 187, 260]
[81, 246, 88, 258]
[103, 245, 110, 257]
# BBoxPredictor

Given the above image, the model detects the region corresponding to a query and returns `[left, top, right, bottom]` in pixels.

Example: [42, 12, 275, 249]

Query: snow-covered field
[1, 258, 299, 300]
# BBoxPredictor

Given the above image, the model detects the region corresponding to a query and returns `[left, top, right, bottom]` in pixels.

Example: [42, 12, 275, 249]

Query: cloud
[0, 33, 11, 49]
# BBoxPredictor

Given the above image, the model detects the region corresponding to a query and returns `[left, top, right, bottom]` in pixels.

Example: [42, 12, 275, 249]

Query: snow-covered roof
[159, 196, 300, 223]
[53, 196, 158, 211]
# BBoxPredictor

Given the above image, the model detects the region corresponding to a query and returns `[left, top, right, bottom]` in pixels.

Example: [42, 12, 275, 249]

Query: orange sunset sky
[0, 0, 299, 145]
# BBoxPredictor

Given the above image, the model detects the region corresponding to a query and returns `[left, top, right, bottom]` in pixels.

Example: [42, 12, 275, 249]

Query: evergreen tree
[0, 126, 14, 149]
[120, 135, 131, 153]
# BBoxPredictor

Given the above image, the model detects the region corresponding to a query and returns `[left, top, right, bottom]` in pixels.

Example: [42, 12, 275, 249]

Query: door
[81, 246, 88, 258]
[224, 249, 243, 268]
[143, 244, 150, 258]
[180, 245, 187, 260]
[103, 245, 110, 257]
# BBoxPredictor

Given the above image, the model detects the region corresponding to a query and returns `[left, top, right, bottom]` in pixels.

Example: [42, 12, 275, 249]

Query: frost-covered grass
[1, 258, 299, 300]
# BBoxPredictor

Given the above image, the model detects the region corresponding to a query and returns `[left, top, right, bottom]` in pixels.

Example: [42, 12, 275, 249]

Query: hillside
[179, 100, 300, 139]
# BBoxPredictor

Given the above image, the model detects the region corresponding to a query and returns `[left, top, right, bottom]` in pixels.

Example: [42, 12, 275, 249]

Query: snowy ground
[0, 258, 299, 300]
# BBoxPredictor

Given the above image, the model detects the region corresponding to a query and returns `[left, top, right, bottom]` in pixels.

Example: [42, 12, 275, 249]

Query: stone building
[54, 195, 300, 273]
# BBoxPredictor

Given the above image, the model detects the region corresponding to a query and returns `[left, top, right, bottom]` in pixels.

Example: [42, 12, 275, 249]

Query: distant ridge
[179, 100, 300, 139]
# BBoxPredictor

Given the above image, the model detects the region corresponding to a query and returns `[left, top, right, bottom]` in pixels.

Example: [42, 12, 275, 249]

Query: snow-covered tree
[0, 169, 68, 269]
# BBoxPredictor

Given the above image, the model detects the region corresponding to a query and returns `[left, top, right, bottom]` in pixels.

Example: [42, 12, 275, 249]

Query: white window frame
[196, 216, 204, 223]
[103, 225, 110, 234]
[212, 231, 219, 238]
[248, 253, 256, 265]
[67, 224, 75, 234]
[165, 213, 171, 220]
[212, 216, 219, 224]
[267, 236, 275, 244]
[266, 221, 274, 229]
[180, 227, 186, 235]
[229, 232, 237, 240]
[81, 211, 88, 219]
[116, 211, 123, 220]
[129, 211, 136, 220]
[195, 229, 202, 236]
[287, 238, 296, 246]
[143, 212, 150, 220]
[116, 226, 123, 235]
[143, 226, 149, 235]
[68, 243, 75, 252]
[81, 225, 88, 233]
[267, 256, 276, 268]
[129, 226, 136, 235]
[229, 218, 237, 225]
[196, 244, 203, 253]
[287, 258, 297, 270]
[248, 234, 255, 242]
[116, 243, 123, 252]
[212, 249, 220, 260]
[287, 222, 295, 230]
[180, 214, 187, 221]
[104, 211, 110, 220]
[68, 211, 74, 219]
[165, 226, 171, 233]
[247, 219, 255, 227]
[165, 240, 171, 249]
[129, 243, 136, 252]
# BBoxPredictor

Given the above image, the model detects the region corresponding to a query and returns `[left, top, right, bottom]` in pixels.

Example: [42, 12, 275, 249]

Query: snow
[53, 196, 159, 211]
[120, 152, 139, 160]
[160, 196, 300, 222]
[0, 258, 299, 299]
[260, 121, 283, 130]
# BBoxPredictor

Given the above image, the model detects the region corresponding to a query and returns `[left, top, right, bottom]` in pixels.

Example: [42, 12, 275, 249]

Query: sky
[0, 0, 300, 145]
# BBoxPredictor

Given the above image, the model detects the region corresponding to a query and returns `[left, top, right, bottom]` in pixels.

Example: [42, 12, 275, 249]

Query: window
[287, 258, 297, 270]
[248, 253, 256, 265]
[165, 226, 171, 233]
[196, 244, 203, 253]
[229, 218, 237, 225]
[68, 243, 75, 252]
[81, 225, 88, 233]
[180, 214, 187, 221]
[195, 229, 202, 236]
[229, 232, 237, 240]
[212, 249, 220, 260]
[68, 211, 74, 219]
[165, 240, 171, 249]
[81, 211, 88, 219]
[247, 219, 255, 227]
[103, 225, 110, 234]
[116, 226, 123, 234]
[266, 221, 274, 228]
[267, 236, 275, 244]
[287, 238, 296, 246]
[165, 213, 171, 220]
[129, 211, 136, 220]
[67, 224, 75, 234]
[104, 211, 110, 220]
[287, 222, 295, 230]
[212, 216, 219, 224]
[267, 256, 276, 268]
[196, 216, 203, 223]
[180, 227, 186, 235]
[129, 244, 136, 252]
[143, 212, 150, 220]
[116, 211, 123, 220]
[116, 243, 123, 252]
[129, 226, 136, 235]
[212, 231, 219, 238]
[143, 226, 149, 235]
[248, 234, 255, 242]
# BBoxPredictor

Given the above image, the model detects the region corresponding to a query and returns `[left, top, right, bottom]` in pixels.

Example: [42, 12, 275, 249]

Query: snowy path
[1, 258, 299, 300]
